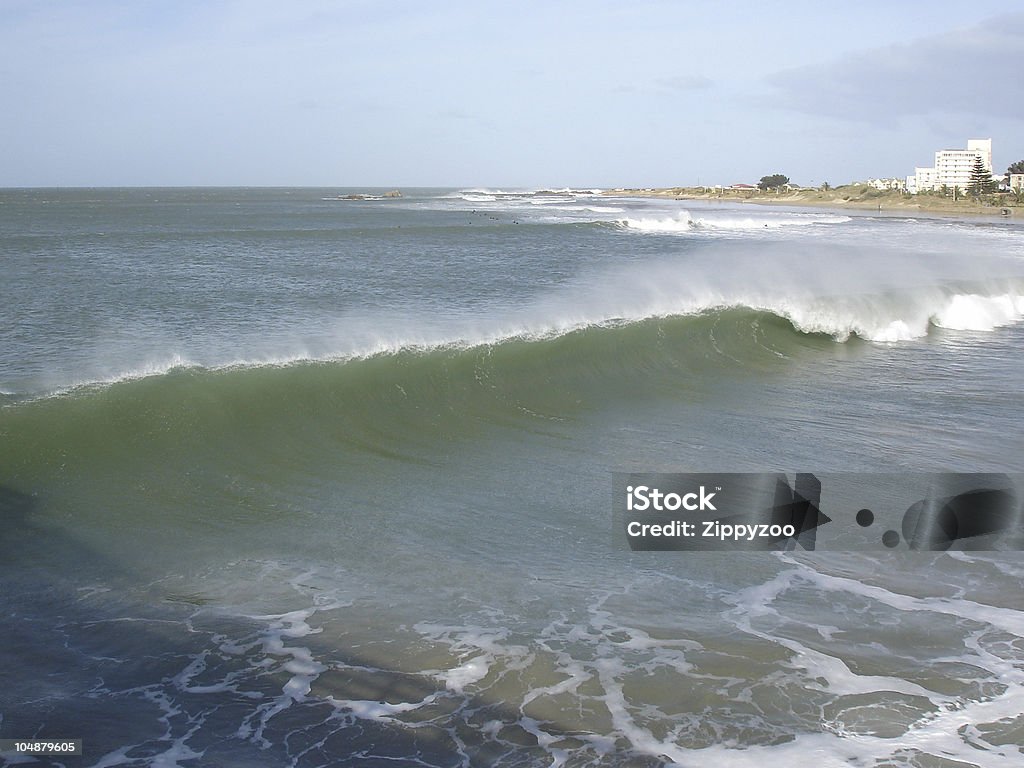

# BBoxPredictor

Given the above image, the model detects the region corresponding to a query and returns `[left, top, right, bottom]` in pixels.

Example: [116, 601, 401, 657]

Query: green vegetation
[823, 183, 891, 202]
[758, 174, 790, 191]
[617, 179, 1022, 212]
[969, 156, 997, 196]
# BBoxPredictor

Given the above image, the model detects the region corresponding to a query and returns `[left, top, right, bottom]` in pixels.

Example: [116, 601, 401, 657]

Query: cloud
[436, 109, 496, 130]
[657, 74, 713, 92]
[765, 13, 1024, 124]
[438, 109, 477, 121]
[611, 74, 713, 96]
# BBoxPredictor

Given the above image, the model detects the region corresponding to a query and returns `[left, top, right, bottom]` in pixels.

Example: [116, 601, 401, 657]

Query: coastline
[604, 186, 1021, 220]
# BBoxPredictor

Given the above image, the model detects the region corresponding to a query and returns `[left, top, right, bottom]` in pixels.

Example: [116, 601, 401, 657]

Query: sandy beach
[606, 185, 1021, 219]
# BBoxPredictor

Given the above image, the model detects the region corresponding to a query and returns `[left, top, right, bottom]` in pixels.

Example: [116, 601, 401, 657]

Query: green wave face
[0, 308, 831, 483]
[0, 307, 836, 581]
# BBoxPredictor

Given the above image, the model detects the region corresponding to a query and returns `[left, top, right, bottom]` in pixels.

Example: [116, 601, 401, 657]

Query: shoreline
[604, 187, 1021, 220]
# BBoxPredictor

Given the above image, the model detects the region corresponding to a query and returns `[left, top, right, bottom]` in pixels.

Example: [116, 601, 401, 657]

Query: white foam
[538, 204, 625, 213]
[326, 694, 438, 720]
[127, 558, 1024, 768]
[618, 212, 695, 233]
[581, 205, 624, 213]
[528, 196, 575, 204]
[700, 214, 851, 230]
[87, 687, 209, 768]
[443, 656, 491, 690]
[710, 559, 1024, 768]
[617, 211, 850, 234]
[779, 301, 929, 342]
[456, 187, 528, 197]
[35, 353, 199, 397]
[932, 293, 1024, 331]
[147, 739, 205, 768]
[413, 621, 531, 692]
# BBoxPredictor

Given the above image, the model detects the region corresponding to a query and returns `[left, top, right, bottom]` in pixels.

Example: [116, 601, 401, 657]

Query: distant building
[910, 166, 939, 194]
[909, 139, 993, 193]
[867, 177, 906, 191]
[729, 183, 757, 190]
[1010, 173, 1024, 192]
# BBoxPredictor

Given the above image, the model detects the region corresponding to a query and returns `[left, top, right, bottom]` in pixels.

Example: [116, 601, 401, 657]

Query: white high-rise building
[966, 138, 993, 170]
[911, 166, 938, 193]
[910, 139, 992, 193]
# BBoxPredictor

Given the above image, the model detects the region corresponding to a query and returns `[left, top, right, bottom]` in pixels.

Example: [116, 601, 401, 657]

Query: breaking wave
[617, 211, 852, 233]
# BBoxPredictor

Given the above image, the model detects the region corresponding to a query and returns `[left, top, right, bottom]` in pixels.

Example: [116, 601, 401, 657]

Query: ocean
[1, 187, 1023, 767]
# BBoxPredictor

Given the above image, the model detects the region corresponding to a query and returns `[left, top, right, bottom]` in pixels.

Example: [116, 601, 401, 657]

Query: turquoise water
[2, 188, 1023, 766]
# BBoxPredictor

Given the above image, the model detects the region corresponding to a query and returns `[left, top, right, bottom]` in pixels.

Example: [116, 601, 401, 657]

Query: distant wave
[454, 188, 531, 198]
[454, 187, 604, 199]
[533, 204, 625, 214]
[528, 196, 576, 205]
[617, 211, 852, 233]
[322, 195, 388, 201]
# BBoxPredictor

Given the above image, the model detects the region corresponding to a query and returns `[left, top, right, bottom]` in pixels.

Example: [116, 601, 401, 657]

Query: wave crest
[5, 285, 1023, 400]
[617, 211, 852, 233]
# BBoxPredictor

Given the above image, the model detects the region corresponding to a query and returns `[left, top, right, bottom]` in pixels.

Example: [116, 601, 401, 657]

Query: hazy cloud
[767, 14, 1024, 123]
[436, 109, 496, 131]
[657, 75, 713, 92]
[438, 109, 477, 121]
[612, 75, 713, 96]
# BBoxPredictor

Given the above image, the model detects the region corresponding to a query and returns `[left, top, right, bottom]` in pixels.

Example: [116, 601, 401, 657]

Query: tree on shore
[968, 156, 995, 196]
[758, 174, 789, 191]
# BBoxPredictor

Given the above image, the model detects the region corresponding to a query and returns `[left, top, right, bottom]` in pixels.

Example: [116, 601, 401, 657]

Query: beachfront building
[909, 139, 993, 193]
[907, 167, 938, 195]
[867, 177, 907, 191]
[1010, 174, 1024, 192]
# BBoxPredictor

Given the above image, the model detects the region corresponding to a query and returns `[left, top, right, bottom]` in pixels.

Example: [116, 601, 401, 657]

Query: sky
[1, 0, 1023, 188]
